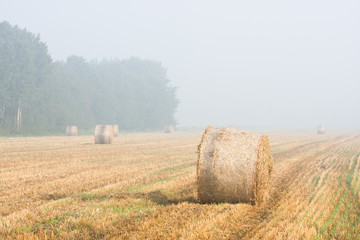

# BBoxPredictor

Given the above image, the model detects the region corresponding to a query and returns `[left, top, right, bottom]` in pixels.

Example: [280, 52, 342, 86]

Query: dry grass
[1, 130, 360, 239]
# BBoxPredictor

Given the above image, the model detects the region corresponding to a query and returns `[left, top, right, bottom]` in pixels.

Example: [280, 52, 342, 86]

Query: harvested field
[1, 131, 360, 239]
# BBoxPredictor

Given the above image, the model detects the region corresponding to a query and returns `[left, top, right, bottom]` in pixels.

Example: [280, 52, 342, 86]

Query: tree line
[0, 21, 178, 135]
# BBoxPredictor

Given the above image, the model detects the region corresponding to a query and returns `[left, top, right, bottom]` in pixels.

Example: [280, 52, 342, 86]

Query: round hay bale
[94, 125, 114, 144]
[317, 125, 326, 134]
[113, 125, 119, 137]
[164, 125, 175, 133]
[197, 126, 273, 205]
[66, 126, 78, 136]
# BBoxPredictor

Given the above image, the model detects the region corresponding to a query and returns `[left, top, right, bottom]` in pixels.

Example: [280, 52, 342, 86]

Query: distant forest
[0, 21, 178, 135]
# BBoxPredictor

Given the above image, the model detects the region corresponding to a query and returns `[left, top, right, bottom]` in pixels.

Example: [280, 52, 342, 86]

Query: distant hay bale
[113, 125, 119, 137]
[164, 125, 175, 133]
[197, 126, 273, 205]
[317, 125, 326, 134]
[94, 125, 114, 144]
[66, 126, 78, 136]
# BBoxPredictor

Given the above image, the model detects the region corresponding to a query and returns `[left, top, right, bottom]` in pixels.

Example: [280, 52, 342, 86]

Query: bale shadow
[43, 193, 68, 200]
[41, 183, 198, 206]
[115, 190, 198, 206]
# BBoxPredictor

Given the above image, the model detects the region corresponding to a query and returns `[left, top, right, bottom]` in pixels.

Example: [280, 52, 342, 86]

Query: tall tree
[0, 21, 52, 134]
[0, 22, 178, 135]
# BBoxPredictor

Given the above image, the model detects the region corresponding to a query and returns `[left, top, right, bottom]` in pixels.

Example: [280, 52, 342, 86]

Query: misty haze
[1, 1, 359, 132]
[1, 1, 360, 239]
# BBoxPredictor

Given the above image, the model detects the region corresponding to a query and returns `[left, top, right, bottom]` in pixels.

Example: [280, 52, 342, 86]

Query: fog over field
[1, 0, 359, 130]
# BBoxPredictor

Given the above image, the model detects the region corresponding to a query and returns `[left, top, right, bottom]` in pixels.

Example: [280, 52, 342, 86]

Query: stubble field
[1, 130, 360, 239]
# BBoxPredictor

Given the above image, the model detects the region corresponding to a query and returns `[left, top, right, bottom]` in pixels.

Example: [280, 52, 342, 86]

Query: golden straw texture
[317, 125, 326, 134]
[197, 126, 273, 205]
[66, 126, 78, 136]
[94, 125, 114, 144]
[164, 125, 175, 133]
[113, 125, 119, 137]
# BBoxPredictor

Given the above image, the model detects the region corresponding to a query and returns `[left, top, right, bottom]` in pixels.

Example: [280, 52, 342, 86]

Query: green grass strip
[127, 175, 178, 193]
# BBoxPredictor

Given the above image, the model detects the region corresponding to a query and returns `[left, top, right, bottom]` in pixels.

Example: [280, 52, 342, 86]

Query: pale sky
[1, 0, 359, 130]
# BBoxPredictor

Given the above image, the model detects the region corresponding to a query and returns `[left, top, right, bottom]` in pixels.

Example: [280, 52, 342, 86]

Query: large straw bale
[164, 125, 175, 133]
[66, 126, 78, 136]
[94, 125, 114, 144]
[197, 126, 273, 205]
[317, 125, 326, 134]
[113, 125, 119, 137]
